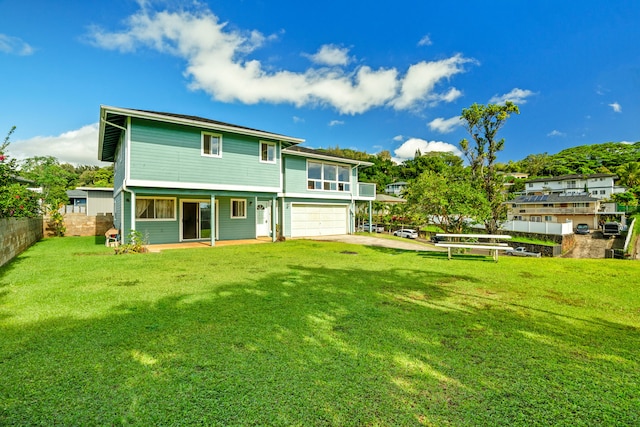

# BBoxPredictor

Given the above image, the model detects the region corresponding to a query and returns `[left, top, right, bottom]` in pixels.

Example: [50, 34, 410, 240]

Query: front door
[256, 201, 271, 236]
[182, 201, 213, 240]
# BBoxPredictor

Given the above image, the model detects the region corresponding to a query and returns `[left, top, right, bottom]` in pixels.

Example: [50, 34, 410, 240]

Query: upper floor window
[136, 197, 176, 220]
[307, 161, 351, 192]
[566, 180, 577, 188]
[260, 141, 276, 163]
[202, 132, 222, 157]
[231, 199, 247, 219]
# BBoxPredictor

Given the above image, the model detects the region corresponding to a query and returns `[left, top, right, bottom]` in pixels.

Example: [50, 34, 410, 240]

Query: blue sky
[1, 0, 638, 166]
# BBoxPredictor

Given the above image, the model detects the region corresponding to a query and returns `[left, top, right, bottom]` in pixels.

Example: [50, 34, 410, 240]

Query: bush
[114, 230, 149, 254]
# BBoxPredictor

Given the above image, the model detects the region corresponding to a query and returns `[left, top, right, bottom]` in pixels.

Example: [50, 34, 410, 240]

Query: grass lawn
[1, 237, 639, 426]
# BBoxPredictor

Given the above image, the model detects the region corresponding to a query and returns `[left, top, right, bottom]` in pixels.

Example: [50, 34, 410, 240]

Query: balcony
[514, 207, 595, 215]
[358, 182, 376, 199]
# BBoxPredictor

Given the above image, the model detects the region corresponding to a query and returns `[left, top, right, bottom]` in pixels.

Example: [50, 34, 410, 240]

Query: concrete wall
[0, 217, 43, 268]
[43, 213, 114, 237]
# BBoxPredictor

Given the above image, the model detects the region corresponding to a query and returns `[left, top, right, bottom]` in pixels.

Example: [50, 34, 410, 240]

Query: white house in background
[523, 173, 625, 200]
[385, 182, 408, 197]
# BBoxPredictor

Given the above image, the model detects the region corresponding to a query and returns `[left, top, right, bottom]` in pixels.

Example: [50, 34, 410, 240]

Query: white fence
[498, 220, 573, 235]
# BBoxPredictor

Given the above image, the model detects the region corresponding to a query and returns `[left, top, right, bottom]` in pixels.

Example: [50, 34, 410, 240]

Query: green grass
[1, 237, 639, 426]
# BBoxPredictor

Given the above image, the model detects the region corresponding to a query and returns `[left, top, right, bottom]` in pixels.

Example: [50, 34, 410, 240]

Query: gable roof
[283, 145, 373, 166]
[98, 106, 305, 162]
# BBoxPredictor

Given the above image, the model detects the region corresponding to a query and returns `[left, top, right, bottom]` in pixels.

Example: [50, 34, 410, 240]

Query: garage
[291, 204, 349, 237]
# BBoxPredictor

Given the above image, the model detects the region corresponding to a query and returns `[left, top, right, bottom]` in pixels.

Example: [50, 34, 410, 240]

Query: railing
[60, 205, 87, 214]
[515, 207, 593, 215]
[358, 182, 376, 198]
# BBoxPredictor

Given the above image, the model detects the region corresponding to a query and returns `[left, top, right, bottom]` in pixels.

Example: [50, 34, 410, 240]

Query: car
[360, 223, 384, 233]
[393, 229, 418, 239]
[430, 235, 446, 244]
[575, 223, 590, 235]
[505, 247, 541, 257]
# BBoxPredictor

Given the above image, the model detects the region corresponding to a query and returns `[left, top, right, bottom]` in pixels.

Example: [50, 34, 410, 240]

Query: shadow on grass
[1, 261, 639, 426]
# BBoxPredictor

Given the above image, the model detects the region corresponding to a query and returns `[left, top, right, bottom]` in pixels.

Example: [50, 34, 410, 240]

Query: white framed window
[231, 199, 247, 219]
[544, 216, 553, 221]
[202, 132, 222, 157]
[307, 160, 351, 192]
[136, 197, 176, 220]
[260, 141, 276, 163]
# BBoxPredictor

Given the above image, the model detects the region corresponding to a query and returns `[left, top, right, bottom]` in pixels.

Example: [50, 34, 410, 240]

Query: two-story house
[507, 193, 601, 229]
[98, 106, 375, 245]
[523, 173, 625, 199]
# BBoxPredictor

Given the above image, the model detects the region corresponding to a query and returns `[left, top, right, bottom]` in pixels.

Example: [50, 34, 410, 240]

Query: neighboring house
[97, 106, 375, 245]
[385, 182, 408, 197]
[507, 193, 601, 229]
[65, 187, 114, 215]
[523, 173, 625, 199]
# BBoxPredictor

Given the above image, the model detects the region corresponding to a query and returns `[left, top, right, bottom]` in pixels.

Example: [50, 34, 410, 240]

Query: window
[307, 161, 351, 192]
[202, 132, 222, 157]
[544, 216, 553, 221]
[136, 198, 175, 220]
[567, 180, 577, 189]
[260, 142, 276, 163]
[231, 199, 246, 219]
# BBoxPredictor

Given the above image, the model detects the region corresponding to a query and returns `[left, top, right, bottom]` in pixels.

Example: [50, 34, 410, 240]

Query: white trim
[201, 131, 222, 158]
[230, 198, 247, 219]
[283, 147, 372, 166]
[259, 141, 277, 164]
[125, 178, 281, 193]
[306, 160, 352, 193]
[100, 105, 305, 144]
[283, 192, 361, 200]
[135, 196, 177, 221]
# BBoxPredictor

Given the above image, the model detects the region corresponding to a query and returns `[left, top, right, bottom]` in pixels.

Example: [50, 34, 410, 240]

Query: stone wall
[0, 217, 43, 268]
[43, 213, 114, 237]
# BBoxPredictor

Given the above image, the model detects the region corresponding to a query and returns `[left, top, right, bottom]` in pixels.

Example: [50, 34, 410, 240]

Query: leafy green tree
[404, 170, 489, 234]
[459, 102, 519, 234]
[0, 127, 40, 218]
[616, 162, 640, 188]
[400, 151, 463, 181]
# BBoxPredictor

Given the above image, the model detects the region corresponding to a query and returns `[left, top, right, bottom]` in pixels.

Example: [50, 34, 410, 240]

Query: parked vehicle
[430, 235, 446, 244]
[602, 222, 621, 238]
[393, 229, 418, 239]
[505, 247, 541, 257]
[360, 223, 384, 233]
[575, 223, 590, 235]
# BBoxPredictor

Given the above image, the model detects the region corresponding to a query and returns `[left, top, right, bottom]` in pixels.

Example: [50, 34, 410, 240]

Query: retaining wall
[43, 213, 114, 237]
[0, 217, 43, 268]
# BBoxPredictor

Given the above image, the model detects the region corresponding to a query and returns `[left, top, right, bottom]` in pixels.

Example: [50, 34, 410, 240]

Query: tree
[404, 170, 489, 234]
[0, 127, 40, 218]
[459, 102, 519, 234]
[616, 162, 640, 189]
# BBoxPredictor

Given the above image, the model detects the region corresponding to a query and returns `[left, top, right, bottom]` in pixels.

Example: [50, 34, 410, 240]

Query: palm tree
[616, 162, 640, 188]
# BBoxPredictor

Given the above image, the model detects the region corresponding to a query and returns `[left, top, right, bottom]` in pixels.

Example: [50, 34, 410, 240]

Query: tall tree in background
[0, 127, 40, 218]
[459, 102, 519, 234]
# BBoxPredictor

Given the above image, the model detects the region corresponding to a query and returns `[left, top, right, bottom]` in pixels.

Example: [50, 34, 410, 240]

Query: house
[385, 182, 408, 197]
[523, 173, 625, 199]
[65, 187, 114, 215]
[97, 106, 375, 245]
[507, 193, 601, 229]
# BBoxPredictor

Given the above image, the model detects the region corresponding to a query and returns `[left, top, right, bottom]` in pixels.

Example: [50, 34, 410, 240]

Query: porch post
[368, 200, 373, 232]
[130, 191, 136, 233]
[210, 195, 216, 247]
[271, 196, 277, 242]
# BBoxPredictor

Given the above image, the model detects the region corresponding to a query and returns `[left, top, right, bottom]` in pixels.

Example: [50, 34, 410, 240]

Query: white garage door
[291, 204, 348, 237]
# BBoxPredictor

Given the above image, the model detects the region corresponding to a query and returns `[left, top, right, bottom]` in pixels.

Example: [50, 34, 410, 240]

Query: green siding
[216, 196, 256, 240]
[129, 118, 280, 188]
[136, 220, 180, 245]
[283, 156, 308, 193]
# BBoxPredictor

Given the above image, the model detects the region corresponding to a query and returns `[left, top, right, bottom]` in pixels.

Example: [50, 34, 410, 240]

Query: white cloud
[392, 137, 461, 163]
[305, 44, 350, 66]
[428, 116, 461, 133]
[609, 102, 622, 113]
[393, 135, 404, 142]
[547, 130, 566, 137]
[328, 120, 345, 127]
[292, 116, 304, 123]
[418, 35, 432, 46]
[0, 34, 34, 55]
[390, 54, 472, 110]
[9, 123, 107, 166]
[489, 88, 535, 105]
[88, 6, 473, 115]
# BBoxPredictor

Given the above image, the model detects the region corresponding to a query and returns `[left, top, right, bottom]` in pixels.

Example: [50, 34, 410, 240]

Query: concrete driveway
[304, 234, 444, 252]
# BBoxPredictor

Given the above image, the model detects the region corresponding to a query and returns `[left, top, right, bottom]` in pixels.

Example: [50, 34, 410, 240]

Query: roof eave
[282, 148, 373, 166]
